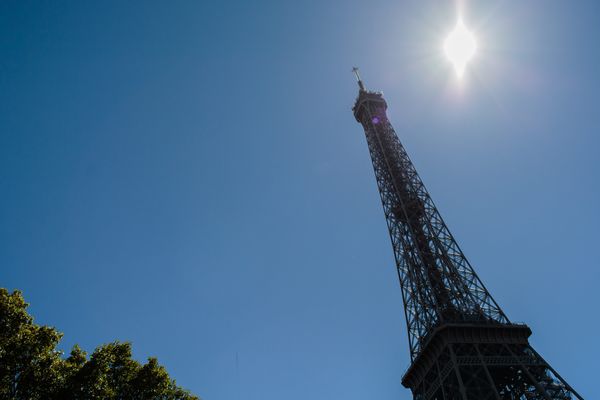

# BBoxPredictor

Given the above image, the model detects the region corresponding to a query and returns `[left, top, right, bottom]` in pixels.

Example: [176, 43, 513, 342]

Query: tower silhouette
[351, 69, 583, 400]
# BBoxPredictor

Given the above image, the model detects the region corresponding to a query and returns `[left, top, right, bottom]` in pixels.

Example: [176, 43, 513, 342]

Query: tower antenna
[352, 67, 366, 91]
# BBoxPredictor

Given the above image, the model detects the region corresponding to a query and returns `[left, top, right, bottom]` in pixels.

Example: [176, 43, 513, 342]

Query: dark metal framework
[351, 69, 583, 400]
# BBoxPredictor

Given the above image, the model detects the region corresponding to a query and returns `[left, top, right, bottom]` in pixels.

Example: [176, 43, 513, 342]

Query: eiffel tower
[351, 68, 583, 400]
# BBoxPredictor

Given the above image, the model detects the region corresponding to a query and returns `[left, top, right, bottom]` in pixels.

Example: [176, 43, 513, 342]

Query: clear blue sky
[1, 1, 598, 398]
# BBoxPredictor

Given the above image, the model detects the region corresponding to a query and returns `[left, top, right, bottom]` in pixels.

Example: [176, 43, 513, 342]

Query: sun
[444, 19, 477, 78]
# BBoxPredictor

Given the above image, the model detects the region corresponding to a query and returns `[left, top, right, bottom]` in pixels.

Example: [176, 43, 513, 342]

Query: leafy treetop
[0, 288, 198, 400]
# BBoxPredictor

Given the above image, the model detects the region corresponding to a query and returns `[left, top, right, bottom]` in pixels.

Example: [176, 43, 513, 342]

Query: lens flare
[444, 19, 476, 78]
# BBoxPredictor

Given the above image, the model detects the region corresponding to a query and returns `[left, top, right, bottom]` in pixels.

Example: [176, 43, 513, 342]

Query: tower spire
[352, 67, 366, 91]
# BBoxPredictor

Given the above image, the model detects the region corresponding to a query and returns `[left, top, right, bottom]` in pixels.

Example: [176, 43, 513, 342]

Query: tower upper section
[352, 72, 508, 359]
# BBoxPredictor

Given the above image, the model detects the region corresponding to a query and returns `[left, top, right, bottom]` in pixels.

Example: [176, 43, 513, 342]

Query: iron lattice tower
[351, 69, 583, 400]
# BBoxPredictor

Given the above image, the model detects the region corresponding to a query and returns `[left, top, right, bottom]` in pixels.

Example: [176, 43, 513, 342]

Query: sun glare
[444, 19, 476, 78]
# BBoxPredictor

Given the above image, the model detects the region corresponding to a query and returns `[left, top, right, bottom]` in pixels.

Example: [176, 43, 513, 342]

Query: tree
[0, 289, 198, 400]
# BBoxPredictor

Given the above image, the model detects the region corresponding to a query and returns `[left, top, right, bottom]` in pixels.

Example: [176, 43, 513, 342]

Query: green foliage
[0, 289, 198, 400]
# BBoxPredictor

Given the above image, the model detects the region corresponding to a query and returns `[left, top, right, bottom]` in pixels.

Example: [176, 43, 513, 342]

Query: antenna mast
[352, 67, 366, 91]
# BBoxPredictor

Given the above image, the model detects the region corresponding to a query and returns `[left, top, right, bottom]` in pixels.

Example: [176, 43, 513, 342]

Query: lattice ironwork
[351, 69, 583, 400]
